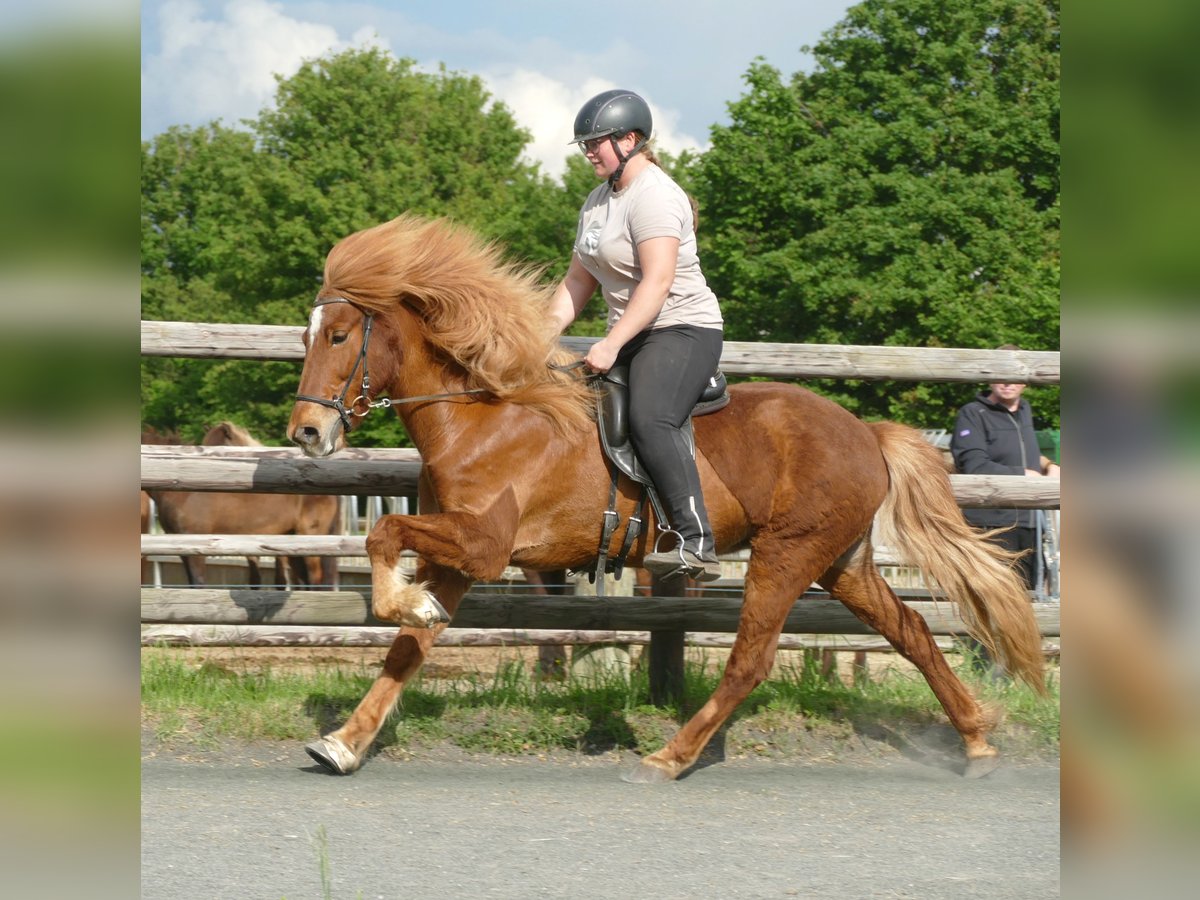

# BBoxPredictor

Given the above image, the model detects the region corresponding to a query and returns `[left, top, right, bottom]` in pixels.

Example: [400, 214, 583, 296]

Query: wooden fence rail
[140, 444, 1058, 507]
[140, 588, 1061, 641]
[141, 625, 1059, 656]
[141, 321, 1060, 384]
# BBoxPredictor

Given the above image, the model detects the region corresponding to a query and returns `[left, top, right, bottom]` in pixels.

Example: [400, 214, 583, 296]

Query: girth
[584, 366, 730, 592]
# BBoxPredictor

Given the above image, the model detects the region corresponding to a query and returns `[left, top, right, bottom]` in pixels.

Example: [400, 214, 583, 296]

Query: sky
[140, 0, 857, 180]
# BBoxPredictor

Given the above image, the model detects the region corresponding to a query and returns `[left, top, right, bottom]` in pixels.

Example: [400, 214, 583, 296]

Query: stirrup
[642, 532, 721, 582]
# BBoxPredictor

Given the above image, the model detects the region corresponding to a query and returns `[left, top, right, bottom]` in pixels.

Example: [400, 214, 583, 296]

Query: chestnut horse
[288, 214, 1045, 783]
[143, 422, 341, 589]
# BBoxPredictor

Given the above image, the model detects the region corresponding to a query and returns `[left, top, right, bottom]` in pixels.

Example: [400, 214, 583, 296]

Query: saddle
[584, 365, 730, 590]
[597, 365, 730, 486]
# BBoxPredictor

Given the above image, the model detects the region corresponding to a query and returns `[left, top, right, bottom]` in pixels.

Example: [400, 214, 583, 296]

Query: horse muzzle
[288, 410, 345, 458]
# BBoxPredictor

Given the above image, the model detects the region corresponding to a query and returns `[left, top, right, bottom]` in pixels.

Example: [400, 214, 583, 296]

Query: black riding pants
[618, 324, 724, 555]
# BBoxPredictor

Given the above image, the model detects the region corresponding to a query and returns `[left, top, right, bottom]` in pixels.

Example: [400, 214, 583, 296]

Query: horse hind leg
[815, 648, 869, 684]
[818, 548, 1002, 777]
[625, 537, 827, 783]
[305, 563, 470, 775]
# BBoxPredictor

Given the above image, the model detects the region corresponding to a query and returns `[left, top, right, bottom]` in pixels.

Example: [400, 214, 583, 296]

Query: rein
[295, 297, 488, 431]
[549, 358, 606, 382]
[548, 359, 589, 374]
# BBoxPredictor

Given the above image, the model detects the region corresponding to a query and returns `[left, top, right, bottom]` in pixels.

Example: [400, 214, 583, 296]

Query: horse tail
[868, 421, 1047, 694]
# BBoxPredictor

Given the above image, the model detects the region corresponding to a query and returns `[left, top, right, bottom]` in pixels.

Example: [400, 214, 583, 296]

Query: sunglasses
[578, 136, 609, 154]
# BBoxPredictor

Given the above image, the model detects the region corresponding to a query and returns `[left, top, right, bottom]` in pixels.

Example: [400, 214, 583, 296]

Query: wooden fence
[140, 321, 1060, 666]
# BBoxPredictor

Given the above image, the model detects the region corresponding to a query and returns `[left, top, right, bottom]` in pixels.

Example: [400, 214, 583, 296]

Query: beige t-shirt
[573, 164, 723, 333]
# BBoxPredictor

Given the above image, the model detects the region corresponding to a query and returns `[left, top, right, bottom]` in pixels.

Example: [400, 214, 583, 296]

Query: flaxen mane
[319, 215, 594, 434]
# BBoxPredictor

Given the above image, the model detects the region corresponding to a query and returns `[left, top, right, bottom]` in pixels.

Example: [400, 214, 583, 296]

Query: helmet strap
[607, 134, 648, 189]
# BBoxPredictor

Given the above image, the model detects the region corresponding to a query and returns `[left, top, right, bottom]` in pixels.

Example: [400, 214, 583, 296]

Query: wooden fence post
[644, 571, 687, 706]
[569, 568, 635, 682]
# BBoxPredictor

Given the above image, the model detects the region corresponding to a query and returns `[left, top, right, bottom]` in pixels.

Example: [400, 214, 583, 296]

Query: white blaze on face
[307, 303, 326, 347]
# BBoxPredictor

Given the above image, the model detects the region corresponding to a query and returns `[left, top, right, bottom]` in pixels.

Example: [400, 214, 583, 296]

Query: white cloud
[482, 70, 707, 181]
[142, 1, 713, 181]
[142, 0, 388, 133]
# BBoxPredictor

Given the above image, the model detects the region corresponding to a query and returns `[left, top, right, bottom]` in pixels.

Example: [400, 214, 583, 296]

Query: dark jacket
[950, 391, 1040, 528]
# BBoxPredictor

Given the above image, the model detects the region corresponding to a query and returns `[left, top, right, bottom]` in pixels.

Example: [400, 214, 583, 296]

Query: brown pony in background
[142, 422, 340, 589]
[288, 214, 1046, 783]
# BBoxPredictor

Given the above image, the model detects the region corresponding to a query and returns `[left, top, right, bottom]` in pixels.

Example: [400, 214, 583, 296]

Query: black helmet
[571, 89, 653, 145]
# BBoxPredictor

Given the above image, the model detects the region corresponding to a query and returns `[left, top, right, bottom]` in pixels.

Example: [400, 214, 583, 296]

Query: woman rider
[549, 88, 725, 582]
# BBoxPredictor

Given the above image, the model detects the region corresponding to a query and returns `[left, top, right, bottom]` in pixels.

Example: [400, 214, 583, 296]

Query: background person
[951, 347, 1060, 673]
[548, 88, 724, 582]
[951, 356, 1060, 587]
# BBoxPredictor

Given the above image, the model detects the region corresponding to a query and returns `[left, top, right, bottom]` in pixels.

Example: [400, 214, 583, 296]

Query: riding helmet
[570, 89, 653, 144]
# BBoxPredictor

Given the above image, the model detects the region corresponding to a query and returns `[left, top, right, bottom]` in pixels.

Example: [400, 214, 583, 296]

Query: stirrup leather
[585, 364, 729, 593]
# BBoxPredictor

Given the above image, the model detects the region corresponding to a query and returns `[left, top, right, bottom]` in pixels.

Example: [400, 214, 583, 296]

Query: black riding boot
[641, 489, 721, 582]
[643, 535, 722, 582]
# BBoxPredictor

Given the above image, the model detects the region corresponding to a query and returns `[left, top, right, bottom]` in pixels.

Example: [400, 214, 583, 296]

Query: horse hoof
[963, 755, 1001, 779]
[620, 761, 677, 784]
[305, 736, 358, 774]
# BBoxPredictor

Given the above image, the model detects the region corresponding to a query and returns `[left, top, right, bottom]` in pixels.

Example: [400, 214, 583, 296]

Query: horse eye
[331, 332, 348, 345]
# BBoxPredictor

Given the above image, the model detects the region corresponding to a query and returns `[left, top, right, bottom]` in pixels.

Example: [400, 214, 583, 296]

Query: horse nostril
[293, 425, 320, 447]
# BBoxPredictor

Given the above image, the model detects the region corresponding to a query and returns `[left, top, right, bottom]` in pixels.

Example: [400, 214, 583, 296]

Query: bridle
[294, 296, 489, 432]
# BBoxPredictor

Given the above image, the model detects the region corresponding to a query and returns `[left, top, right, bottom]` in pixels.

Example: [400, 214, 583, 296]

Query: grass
[141, 647, 1060, 762]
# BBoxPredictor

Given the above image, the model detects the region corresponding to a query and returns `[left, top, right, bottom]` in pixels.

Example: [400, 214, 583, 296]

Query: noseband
[295, 296, 489, 432]
[295, 297, 379, 432]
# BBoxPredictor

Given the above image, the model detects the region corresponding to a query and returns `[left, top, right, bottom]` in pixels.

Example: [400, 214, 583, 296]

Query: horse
[200, 421, 342, 590]
[142, 422, 341, 589]
[140, 489, 155, 585]
[287, 213, 1045, 783]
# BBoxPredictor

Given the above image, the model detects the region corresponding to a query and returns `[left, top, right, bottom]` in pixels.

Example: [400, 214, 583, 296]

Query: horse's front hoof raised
[621, 760, 677, 784]
[305, 736, 359, 775]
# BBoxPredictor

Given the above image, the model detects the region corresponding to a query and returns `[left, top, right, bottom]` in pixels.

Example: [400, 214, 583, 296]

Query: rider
[549, 88, 725, 582]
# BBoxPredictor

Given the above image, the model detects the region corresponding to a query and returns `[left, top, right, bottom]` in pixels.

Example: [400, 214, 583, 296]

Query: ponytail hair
[635, 133, 661, 167]
[631, 133, 699, 233]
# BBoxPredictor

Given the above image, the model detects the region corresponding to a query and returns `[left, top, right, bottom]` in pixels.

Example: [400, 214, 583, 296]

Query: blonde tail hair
[869, 421, 1047, 693]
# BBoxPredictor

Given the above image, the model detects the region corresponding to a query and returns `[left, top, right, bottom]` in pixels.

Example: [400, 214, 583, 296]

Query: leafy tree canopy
[693, 0, 1059, 427]
[141, 49, 576, 444]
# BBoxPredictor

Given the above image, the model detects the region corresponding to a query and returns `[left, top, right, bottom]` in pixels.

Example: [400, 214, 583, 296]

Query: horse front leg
[306, 562, 471, 775]
[306, 490, 519, 775]
[246, 555, 262, 589]
[365, 488, 520, 629]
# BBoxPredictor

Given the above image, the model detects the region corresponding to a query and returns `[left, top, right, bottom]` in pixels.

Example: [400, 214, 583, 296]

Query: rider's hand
[584, 339, 619, 374]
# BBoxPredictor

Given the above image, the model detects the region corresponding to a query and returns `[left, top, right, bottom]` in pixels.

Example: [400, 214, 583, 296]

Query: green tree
[141, 48, 573, 444]
[695, 0, 1059, 427]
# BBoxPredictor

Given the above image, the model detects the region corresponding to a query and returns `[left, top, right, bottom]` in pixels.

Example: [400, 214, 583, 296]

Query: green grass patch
[141, 650, 1059, 761]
